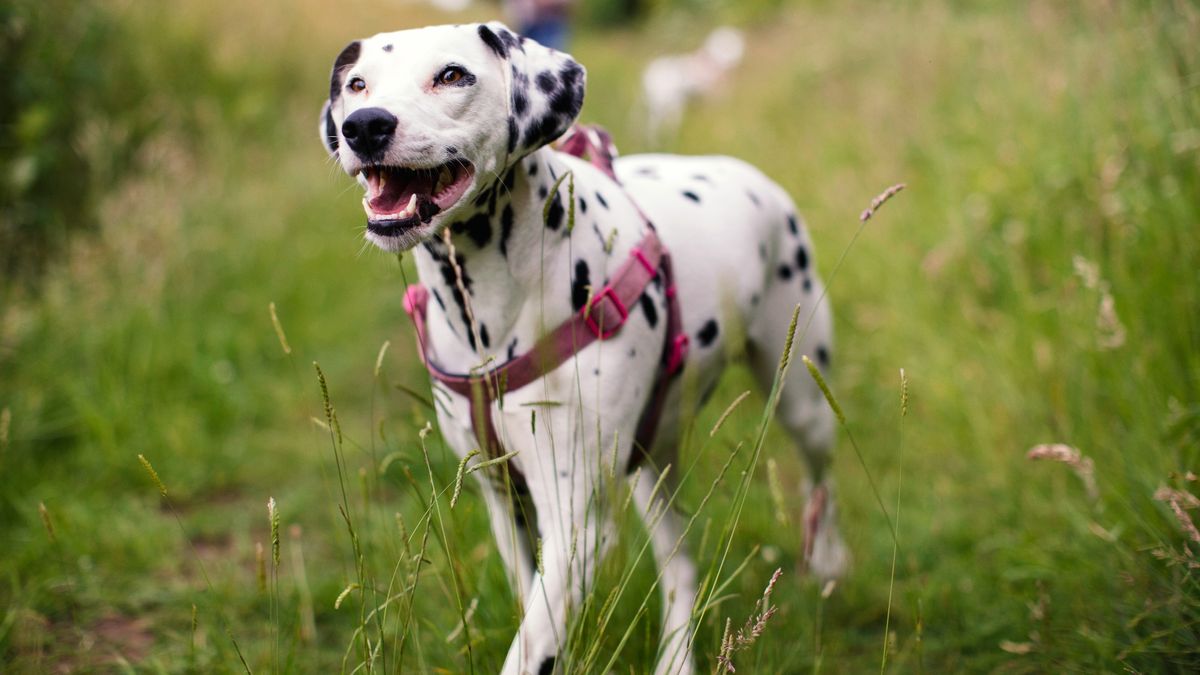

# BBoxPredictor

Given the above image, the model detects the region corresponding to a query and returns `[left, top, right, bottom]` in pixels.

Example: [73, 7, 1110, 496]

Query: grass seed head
[1027, 444, 1098, 502]
[374, 340, 390, 378]
[1155, 485, 1200, 544]
[859, 183, 906, 222]
[711, 390, 752, 438]
[268, 302, 291, 355]
[451, 449, 481, 509]
[803, 355, 845, 426]
[137, 454, 167, 497]
[334, 582, 359, 609]
[268, 497, 280, 566]
[313, 362, 333, 425]
[38, 502, 55, 543]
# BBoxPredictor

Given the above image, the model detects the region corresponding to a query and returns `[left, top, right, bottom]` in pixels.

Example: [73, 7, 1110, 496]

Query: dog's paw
[801, 482, 850, 581]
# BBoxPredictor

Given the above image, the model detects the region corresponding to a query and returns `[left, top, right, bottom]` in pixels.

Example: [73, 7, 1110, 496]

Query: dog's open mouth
[361, 161, 474, 236]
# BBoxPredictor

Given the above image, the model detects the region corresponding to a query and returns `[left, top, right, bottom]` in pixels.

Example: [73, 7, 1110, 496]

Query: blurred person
[505, 0, 574, 50]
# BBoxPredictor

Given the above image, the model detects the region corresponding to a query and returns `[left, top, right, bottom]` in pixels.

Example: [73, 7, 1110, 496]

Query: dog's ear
[320, 40, 362, 156]
[477, 22, 586, 159]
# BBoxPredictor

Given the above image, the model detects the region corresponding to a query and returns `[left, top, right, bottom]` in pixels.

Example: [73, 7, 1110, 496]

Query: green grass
[3, 0, 1199, 672]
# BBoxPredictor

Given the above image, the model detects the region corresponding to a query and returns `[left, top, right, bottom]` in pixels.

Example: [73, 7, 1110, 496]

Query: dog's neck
[410, 147, 576, 367]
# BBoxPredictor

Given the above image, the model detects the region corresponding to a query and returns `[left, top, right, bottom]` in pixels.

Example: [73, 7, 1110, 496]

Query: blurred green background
[2, 0, 1198, 671]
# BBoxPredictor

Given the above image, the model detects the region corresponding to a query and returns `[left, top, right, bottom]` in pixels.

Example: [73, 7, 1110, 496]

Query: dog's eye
[436, 66, 467, 86]
[347, 77, 367, 93]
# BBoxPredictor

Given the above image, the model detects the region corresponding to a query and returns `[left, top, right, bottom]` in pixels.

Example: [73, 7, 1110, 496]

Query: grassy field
[2, 0, 1199, 672]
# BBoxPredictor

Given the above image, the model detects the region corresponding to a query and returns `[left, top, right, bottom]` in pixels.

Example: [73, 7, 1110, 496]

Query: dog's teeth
[362, 197, 372, 217]
[406, 193, 418, 213]
[378, 172, 387, 192]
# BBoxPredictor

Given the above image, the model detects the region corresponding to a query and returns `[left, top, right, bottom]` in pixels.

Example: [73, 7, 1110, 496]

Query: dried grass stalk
[1154, 485, 1200, 544]
[859, 183, 906, 223]
[715, 568, 784, 673]
[1026, 444, 1099, 502]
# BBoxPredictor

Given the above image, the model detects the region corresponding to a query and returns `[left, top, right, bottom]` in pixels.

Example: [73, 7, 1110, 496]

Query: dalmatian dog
[319, 22, 845, 675]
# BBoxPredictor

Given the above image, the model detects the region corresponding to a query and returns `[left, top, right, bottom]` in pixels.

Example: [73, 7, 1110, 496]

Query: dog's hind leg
[747, 269, 849, 581]
[632, 467, 697, 675]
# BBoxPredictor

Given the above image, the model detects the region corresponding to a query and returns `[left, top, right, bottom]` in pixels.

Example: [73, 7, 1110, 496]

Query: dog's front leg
[497, 419, 617, 675]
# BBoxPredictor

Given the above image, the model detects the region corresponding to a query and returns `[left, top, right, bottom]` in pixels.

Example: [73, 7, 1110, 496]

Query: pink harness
[402, 126, 688, 489]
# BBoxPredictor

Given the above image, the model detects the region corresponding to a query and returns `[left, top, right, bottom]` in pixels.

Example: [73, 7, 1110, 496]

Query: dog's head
[320, 23, 586, 252]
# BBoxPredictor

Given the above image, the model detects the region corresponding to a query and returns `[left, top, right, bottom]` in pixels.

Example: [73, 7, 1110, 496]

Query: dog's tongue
[366, 168, 436, 215]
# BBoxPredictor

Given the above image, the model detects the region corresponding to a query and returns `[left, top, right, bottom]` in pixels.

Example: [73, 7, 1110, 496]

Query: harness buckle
[667, 334, 689, 375]
[584, 286, 628, 339]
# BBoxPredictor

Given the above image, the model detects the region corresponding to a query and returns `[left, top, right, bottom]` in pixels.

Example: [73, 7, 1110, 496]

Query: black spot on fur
[454, 213, 492, 248]
[436, 254, 475, 342]
[538, 656, 556, 675]
[595, 192, 608, 209]
[545, 192, 564, 230]
[478, 25, 508, 58]
[803, 278, 812, 292]
[698, 319, 719, 347]
[329, 41, 362, 100]
[501, 165, 517, 192]
[523, 113, 562, 151]
[795, 246, 809, 271]
[816, 345, 831, 367]
[507, 116, 518, 153]
[324, 107, 339, 152]
[787, 213, 799, 235]
[639, 293, 658, 327]
[499, 29, 521, 52]
[579, 197, 587, 213]
[571, 260, 590, 311]
[499, 205, 514, 257]
[536, 71, 557, 93]
[512, 87, 529, 117]
[548, 86, 577, 115]
[383, 43, 393, 52]
[635, 167, 658, 178]
[446, 145, 458, 155]
[628, 348, 637, 358]
[529, 161, 539, 176]
[507, 338, 518, 362]
[479, 323, 490, 349]
[778, 265, 793, 281]
[682, 191, 701, 203]
[693, 174, 711, 183]
[747, 190, 761, 207]
[431, 288, 447, 311]
[751, 293, 761, 306]
[472, 186, 493, 208]
[560, 62, 583, 88]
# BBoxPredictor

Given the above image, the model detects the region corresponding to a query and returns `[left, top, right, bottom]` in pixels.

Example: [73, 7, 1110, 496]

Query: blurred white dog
[642, 27, 745, 143]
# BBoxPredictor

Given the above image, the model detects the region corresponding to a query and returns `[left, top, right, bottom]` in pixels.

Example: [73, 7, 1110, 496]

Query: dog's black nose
[341, 107, 397, 157]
